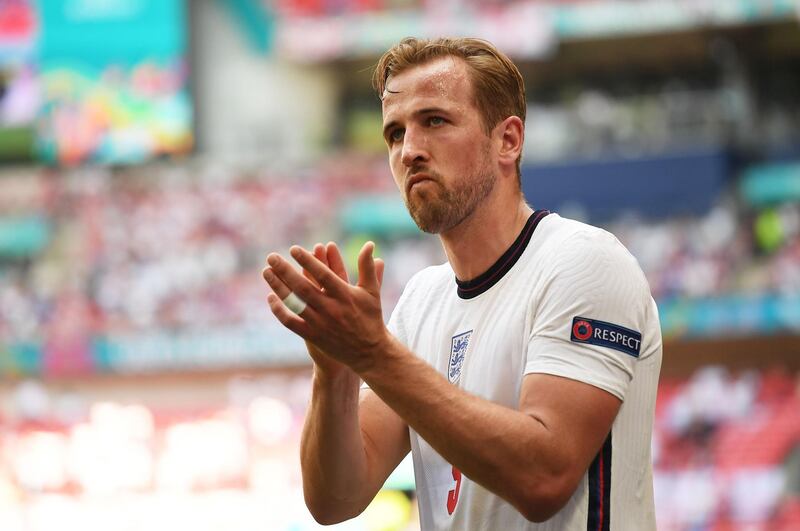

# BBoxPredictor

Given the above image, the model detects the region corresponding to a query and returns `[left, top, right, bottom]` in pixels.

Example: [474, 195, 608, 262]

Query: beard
[403, 153, 496, 234]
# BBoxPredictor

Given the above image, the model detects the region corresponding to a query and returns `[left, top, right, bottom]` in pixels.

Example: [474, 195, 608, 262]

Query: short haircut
[373, 37, 526, 177]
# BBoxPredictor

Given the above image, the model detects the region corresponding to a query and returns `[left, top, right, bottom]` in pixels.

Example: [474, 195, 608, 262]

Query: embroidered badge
[448, 330, 472, 383]
[570, 317, 642, 358]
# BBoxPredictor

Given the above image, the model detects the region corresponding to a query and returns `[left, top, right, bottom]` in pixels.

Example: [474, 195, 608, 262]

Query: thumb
[375, 258, 385, 289]
[357, 241, 379, 293]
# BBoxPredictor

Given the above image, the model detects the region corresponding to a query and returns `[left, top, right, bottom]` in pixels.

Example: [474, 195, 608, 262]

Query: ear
[494, 116, 524, 173]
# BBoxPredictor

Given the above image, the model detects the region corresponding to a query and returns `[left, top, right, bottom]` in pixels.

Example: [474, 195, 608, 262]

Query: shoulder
[538, 215, 646, 285]
[538, 214, 617, 250]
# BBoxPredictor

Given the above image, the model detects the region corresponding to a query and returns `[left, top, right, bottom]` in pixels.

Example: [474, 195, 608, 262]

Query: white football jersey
[387, 211, 662, 531]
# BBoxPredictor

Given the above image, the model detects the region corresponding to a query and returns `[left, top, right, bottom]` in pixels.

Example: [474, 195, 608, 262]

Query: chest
[408, 287, 532, 408]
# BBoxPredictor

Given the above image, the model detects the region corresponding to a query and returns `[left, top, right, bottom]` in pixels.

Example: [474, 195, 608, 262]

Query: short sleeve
[526, 229, 652, 401]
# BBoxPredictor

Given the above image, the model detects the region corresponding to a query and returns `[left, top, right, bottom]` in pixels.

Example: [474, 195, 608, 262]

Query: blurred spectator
[0, 366, 798, 529]
[1, 155, 798, 353]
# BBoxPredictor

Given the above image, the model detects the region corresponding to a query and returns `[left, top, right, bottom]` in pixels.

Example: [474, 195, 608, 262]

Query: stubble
[404, 144, 496, 234]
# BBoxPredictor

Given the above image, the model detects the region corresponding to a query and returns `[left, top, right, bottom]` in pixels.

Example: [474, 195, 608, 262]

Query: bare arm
[299, 373, 409, 524]
[264, 243, 409, 524]
[361, 339, 620, 522]
[265, 242, 622, 522]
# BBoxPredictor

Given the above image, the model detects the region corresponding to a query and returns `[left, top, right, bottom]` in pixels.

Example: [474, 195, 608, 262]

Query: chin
[410, 209, 457, 234]
[408, 209, 441, 234]
[414, 221, 443, 234]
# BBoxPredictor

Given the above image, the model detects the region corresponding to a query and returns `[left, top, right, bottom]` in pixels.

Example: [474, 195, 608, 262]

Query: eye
[388, 128, 405, 143]
[428, 116, 445, 126]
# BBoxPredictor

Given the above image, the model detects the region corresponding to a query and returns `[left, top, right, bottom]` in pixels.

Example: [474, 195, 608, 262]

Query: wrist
[356, 330, 403, 382]
[313, 363, 360, 392]
[310, 365, 361, 420]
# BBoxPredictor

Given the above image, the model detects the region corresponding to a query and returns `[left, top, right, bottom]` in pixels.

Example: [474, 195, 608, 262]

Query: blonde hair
[373, 37, 526, 177]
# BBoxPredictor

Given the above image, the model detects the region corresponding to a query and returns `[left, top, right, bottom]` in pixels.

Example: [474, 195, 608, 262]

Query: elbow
[306, 506, 343, 527]
[303, 495, 335, 525]
[309, 512, 348, 527]
[304, 503, 349, 526]
[304, 492, 363, 526]
[519, 502, 563, 524]
[514, 477, 575, 523]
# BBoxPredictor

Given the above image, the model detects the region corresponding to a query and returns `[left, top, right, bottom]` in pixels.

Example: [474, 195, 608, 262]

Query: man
[262, 37, 662, 530]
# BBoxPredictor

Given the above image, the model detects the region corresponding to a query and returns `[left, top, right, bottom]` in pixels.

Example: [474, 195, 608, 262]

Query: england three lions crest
[449, 330, 473, 383]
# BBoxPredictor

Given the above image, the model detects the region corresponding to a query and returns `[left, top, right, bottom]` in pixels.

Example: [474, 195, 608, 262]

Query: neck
[439, 191, 533, 281]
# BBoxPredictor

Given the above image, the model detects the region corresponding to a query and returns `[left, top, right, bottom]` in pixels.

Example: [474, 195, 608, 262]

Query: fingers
[357, 241, 380, 294]
[289, 246, 349, 297]
[314, 243, 328, 264]
[262, 266, 292, 300]
[325, 242, 349, 282]
[303, 243, 328, 286]
[375, 258, 385, 288]
[264, 266, 314, 318]
[266, 252, 325, 306]
[266, 292, 312, 337]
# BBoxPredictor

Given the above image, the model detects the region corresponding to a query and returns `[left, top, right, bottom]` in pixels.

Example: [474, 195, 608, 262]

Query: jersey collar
[455, 209, 551, 300]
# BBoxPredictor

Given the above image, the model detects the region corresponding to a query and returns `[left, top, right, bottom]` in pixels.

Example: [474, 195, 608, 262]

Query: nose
[400, 127, 429, 167]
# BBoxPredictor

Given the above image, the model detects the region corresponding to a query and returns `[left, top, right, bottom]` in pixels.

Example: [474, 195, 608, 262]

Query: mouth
[406, 174, 435, 194]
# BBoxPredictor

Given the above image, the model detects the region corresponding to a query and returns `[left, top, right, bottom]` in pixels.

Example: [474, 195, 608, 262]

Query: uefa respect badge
[570, 317, 642, 358]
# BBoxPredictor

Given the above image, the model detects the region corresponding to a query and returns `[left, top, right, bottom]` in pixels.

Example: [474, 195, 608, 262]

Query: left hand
[263, 241, 388, 371]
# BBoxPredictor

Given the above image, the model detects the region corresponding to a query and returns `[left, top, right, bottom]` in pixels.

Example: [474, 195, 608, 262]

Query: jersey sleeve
[525, 228, 653, 401]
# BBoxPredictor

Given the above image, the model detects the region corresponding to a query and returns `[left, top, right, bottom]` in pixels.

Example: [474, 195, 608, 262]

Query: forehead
[381, 56, 474, 116]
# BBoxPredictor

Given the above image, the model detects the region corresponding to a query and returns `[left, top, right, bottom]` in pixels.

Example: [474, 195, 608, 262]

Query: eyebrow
[382, 107, 451, 139]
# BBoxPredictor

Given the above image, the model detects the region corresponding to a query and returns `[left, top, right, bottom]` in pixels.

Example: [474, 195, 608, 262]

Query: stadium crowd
[1, 366, 798, 530]
[1, 156, 798, 351]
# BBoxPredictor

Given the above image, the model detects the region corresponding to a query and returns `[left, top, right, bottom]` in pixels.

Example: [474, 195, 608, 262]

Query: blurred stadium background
[1, 0, 799, 529]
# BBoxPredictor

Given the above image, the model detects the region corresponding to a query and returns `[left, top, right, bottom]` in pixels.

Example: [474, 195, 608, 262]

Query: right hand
[262, 241, 384, 379]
